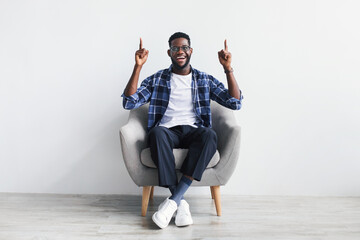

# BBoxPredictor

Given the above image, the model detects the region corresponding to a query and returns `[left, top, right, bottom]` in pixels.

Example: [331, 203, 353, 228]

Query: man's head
[168, 32, 193, 71]
[168, 32, 191, 47]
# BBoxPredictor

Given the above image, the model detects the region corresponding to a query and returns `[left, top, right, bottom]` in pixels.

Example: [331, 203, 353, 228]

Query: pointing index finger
[139, 37, 143, 50]
[224, 39, 228, 51]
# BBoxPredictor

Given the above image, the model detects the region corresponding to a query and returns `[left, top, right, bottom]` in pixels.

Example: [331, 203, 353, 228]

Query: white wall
[1, 0, 359, 196]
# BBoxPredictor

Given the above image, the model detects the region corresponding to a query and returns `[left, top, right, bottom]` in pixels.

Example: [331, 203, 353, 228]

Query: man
[122, 32, 243, 229]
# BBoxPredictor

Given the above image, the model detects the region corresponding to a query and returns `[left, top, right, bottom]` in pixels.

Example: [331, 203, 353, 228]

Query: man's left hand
[218, 39, 232, 71]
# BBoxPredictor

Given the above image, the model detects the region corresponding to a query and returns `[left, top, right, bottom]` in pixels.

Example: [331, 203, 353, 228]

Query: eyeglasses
[170, 45, 191, 52]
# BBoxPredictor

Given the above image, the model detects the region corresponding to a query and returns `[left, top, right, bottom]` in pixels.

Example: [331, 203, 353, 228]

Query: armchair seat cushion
[140, 148, 220, 169]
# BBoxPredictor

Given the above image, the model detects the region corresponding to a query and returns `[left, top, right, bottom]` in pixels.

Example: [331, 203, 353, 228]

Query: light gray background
[1, 0, 359, 196]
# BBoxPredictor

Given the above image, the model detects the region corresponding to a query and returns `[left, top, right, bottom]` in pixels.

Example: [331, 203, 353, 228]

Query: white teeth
[177, 57, 185, 59]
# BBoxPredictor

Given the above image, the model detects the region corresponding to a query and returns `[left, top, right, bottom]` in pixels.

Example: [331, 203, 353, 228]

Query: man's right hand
[135, 38, 149, 66]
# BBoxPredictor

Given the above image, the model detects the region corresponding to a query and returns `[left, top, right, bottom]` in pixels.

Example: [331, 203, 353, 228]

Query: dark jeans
[148, 125, 217, 187]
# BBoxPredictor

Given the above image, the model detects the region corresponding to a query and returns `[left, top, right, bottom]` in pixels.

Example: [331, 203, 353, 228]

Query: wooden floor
[0, 193, 359, 240]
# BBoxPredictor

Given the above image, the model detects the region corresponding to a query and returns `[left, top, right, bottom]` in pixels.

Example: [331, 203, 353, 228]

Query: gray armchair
[119, 101, 241, 216]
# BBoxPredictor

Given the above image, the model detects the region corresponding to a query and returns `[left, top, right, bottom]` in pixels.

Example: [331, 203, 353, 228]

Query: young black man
[122, 32, 243, 229]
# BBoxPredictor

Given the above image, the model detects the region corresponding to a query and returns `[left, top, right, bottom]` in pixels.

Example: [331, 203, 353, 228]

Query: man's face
[168, 38, 193, 70]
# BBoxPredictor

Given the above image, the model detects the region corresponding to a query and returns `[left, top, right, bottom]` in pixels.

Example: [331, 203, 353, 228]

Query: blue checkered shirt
[122, 65, 243, 131]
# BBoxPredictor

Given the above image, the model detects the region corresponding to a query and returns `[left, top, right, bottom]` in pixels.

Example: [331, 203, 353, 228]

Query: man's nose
[176, 48, 184, 54]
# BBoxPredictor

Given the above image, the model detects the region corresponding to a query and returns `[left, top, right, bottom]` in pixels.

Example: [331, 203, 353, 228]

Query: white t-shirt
[159, 72, 198, 128]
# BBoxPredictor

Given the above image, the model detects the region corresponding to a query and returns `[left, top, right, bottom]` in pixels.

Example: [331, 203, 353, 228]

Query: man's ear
[167, 49, 171, 57]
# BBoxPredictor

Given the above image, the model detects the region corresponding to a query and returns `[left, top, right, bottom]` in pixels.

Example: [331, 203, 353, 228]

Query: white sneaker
[152, 198, 177, 229]
[175, 199, 193, 227]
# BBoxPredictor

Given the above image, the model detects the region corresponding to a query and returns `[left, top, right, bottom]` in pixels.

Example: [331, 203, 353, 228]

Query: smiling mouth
[176, 56, 186, 62]
[171, 54, 191, 69]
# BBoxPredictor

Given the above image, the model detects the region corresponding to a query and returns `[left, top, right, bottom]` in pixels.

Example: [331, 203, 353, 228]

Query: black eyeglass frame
[169, 45, 191, 52]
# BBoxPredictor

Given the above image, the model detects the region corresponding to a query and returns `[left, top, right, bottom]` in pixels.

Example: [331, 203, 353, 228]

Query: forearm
[224, 68, 241, 100]
[124, 64, 142, 97]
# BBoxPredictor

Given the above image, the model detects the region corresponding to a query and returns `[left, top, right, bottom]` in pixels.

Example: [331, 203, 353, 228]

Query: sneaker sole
[176, 200, 193, 227]
[152, 212, 168, 229]
[175, 218, 193, 227]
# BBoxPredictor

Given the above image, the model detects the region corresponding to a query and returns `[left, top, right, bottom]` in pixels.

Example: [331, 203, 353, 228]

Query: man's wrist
[224, 67, 233, 73]
[134, 63, 143, 70]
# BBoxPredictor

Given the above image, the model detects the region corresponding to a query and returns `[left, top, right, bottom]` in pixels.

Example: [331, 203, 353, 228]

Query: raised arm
[218, 39, 241, 100]
[124, 38, 149, 96]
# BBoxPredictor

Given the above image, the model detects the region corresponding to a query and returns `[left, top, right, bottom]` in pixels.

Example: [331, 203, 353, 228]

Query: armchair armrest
[212, 106, 242, 184]
[119, 109, 149, 186]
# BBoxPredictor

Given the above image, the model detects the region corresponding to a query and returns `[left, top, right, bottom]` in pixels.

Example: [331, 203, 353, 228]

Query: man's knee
[148, 126, 169, 142]
[199, 128, 217, 143]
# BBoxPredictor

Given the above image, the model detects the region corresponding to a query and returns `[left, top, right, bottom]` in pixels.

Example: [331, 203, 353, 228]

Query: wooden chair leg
[210, 186, 214, 199]
[211, 186, 221, 216]
[150, 186, 154, 200]
[141, 186, 152, 217]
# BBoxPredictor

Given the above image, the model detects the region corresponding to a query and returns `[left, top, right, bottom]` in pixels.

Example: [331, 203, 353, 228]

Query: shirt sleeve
[121, 76, 153, 110]
[209, 75, 243, 110]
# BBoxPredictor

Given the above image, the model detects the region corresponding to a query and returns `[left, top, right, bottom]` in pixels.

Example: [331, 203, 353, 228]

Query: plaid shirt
[122, 65, 243, 131]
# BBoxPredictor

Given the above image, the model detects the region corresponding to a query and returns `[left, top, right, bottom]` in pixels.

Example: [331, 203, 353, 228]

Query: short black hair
[168, 32, 191, 47]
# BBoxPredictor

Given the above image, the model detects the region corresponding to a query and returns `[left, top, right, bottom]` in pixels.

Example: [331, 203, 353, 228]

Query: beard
[171, 55, 191, 70]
